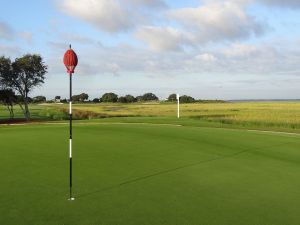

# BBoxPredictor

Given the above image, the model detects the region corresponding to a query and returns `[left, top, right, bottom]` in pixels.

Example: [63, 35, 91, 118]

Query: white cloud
[47, 40, 300, 77]
[168, 1, 265, 43]
[42, 37, 300, 102]
[134, 0, 267, 51]
[49, 0, 300, 78]
[0, 22, 14, 40]
[223, 44, 259, 58]
[135, 26, 193, 51]
[195, 53, 217, 63]
[34, 0, 300, 99]
[59, 0, 132, 33]
[171, 43, 281, 75]
[58, 0, 167, 33]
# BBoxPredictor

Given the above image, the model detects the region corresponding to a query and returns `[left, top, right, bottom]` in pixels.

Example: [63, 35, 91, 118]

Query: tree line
[21, 92, 222, 104]
[0, 90, 218, 119]
[71, 92, 223, 104]
[29, 93, 196, 103]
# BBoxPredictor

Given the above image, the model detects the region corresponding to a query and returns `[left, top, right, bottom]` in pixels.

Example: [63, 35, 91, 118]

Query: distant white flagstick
[177, 93, 180, 118]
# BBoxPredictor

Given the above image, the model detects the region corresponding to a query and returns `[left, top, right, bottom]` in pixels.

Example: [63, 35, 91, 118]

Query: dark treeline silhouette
[1, 91, 225, 104]
[63, 92, 225, 104]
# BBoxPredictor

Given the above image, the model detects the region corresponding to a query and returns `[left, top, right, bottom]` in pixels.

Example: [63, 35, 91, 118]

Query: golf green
[0, 122, 300, 225]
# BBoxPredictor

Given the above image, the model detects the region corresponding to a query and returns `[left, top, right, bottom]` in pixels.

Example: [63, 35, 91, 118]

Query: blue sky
[0, 0, 300, 100]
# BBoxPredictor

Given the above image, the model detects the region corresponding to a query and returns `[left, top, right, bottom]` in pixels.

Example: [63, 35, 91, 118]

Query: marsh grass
[1, 102, 300, 130]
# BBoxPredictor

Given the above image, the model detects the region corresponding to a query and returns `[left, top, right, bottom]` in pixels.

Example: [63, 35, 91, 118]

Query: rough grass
[1, 101, 300, 131]
[56, 102, 300, 130]
[1, 123, 300, 225]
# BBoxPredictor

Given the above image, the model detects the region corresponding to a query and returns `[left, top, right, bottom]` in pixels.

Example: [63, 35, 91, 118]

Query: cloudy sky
[0, 0, 300, 100]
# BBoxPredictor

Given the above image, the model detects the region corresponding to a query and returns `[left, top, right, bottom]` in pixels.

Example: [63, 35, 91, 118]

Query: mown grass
[1, 123, 300, 225]
[1, 101, 300, 131]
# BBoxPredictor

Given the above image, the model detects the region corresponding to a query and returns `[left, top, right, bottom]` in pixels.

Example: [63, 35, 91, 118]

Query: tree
[180, 95, 195, 103]
[72, 93, 89, 102]
[92, 98, 100, 103]
[79, 93, 88, 102]
[118, 96, 127, 103]
[32, 96, 46, 103]
[55, 96, 61, 102]
[101, 92, 118, 102]
[168, 93, 177, 102]
[136, 96, 143, 102]
[0, 55, 47, 120]
[60, 98, 68, 103]
[125, 95, 136, 103]
[117, 95, 137, 103]
[72, 95, 80, 102]
[141, 93, 158, 101]
[0, 89, 17, 119]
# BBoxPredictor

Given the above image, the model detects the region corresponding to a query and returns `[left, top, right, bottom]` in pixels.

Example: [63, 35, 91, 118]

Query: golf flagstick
[177, 94, 180, 118]
[69, 72, 74, 200]
[63, 44, 78, 201]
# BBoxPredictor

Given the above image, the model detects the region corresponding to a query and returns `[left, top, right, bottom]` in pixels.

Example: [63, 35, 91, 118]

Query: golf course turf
[1, 120, 300, 225]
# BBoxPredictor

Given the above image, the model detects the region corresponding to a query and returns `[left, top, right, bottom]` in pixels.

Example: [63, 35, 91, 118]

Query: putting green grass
[1, 122, 300, 225]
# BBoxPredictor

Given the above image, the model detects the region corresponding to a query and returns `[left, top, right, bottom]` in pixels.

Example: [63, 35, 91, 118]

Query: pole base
[68, 197, 75, 201]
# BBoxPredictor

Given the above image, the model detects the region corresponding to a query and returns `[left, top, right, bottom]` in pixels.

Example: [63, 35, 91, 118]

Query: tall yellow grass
[60, 102, 300, 128]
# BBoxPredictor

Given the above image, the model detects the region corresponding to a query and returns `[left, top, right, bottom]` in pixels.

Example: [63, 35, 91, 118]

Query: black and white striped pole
[69, 71, 73, 200]
[63, 45, 78, 201]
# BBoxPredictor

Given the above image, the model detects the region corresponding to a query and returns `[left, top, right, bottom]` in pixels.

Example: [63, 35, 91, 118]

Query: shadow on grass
[77, 141, 291, 199]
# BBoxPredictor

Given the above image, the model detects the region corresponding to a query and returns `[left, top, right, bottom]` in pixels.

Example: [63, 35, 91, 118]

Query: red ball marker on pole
[63, 44, 78, 201]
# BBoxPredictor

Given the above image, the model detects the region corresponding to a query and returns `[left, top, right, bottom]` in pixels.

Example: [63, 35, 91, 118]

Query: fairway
[1, 122, 300, 225]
